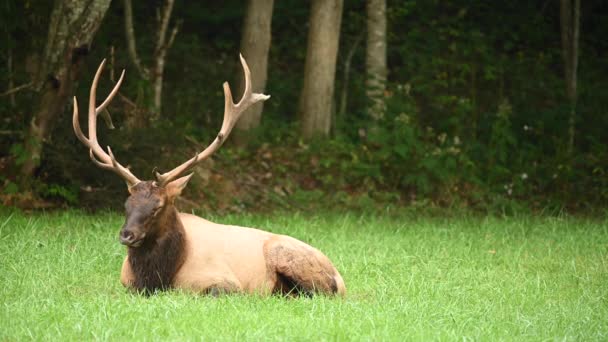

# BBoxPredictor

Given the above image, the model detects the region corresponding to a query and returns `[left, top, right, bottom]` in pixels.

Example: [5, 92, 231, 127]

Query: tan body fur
[120, 213, 346, 296]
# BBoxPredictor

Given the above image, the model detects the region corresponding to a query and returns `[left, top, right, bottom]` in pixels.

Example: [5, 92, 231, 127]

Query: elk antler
[155, 54, 270, 186]
[73, 59, 141, 187]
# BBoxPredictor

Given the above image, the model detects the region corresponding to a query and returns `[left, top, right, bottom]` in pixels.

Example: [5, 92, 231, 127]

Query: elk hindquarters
[263, 236, 341, 296]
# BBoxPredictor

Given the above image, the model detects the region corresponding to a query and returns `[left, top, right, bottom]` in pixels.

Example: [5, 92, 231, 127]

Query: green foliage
[3, 181, 18, 195]
[9, 142, 29, 166]
[38, 183, 78, 205]
[486, 99, 516, 181]
[1, 0, 607, 211]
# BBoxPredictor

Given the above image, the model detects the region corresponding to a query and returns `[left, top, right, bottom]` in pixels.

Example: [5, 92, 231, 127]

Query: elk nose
[119, 230, 135, 245]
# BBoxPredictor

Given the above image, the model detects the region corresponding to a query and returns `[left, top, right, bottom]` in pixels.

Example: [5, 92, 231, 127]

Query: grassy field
[0, 209, 606, 340]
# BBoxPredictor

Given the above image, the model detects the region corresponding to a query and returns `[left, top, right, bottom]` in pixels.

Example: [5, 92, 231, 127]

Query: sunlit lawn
[0, 209, 606, 340]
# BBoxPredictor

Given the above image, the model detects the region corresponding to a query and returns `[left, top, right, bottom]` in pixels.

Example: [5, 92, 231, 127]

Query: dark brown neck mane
[128, 206, 186, 293]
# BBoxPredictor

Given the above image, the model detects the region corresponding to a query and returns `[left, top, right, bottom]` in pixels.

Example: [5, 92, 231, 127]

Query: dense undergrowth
[2, 124, 605, 215]
[1, 1, 607, 213]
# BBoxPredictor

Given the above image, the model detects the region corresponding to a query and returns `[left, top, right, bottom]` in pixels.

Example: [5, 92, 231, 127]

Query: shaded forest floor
[4, 141, 422, 213]
[3, 139, 600, 216]
[1, 211, 606, 340]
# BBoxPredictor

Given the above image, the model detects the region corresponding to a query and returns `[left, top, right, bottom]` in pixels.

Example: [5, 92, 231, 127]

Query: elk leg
[120, 257, 135, 288]
[264, 236, 340, 296]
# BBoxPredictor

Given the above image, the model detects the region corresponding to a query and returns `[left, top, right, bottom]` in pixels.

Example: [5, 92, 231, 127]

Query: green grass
[0, 210, 607, 340]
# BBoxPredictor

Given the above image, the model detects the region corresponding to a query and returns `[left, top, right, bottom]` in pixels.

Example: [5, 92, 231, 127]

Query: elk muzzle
[119, 226, 146, 247]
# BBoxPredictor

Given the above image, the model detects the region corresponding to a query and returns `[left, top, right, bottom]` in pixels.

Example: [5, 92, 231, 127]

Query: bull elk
[72, 55, 346, 296]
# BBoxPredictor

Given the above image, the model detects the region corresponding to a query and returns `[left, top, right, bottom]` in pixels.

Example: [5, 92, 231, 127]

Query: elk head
[118, 175, 191, 247]
[73, 55, 270, 248]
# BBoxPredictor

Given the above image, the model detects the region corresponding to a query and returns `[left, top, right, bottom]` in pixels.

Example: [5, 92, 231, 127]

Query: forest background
[1, 0, 606, 214]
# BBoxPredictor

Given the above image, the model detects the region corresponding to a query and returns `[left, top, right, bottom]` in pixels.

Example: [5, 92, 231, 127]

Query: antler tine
[155, 55, 270, 186]
[86, 148, 140, 187]
[154, 152, 199, 183]
[240, 53, 252, 101]
[73, 59, 141, 187]
[96, 69, 125, 115]
[73, 97, 89, 145]
[89, 149, 109, 169]
[87, 59, 113, 155]
[107, 147, 141, 186]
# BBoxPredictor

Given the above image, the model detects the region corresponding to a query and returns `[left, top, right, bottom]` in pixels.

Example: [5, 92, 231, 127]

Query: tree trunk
[559, 0, 580, 157]
[20, 0, 112, 181]
[298, 0, 344, 139]
[338, 32, 363, 120]
[7, 42, 16, 107]
[151, 0, 177, 120]
[366, 0, 387, 121]
[123, 0, 148, 79]
[123, 0, 178, 122]
[234, 0, 274, 145]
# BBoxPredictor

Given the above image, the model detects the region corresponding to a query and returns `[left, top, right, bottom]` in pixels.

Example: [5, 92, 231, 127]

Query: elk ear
[165, 173, 193, 201]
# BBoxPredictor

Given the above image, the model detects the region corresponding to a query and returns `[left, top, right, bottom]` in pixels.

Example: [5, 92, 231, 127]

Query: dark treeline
[1, 0, 607, 212]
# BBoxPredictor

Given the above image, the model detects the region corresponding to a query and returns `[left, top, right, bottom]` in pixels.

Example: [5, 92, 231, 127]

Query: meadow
[0, 210, 606, 340]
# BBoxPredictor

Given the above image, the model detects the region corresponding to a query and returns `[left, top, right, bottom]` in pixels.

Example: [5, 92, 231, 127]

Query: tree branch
[0, 82, 33, 97]
[123, 0, 149, 79]
[572, 0, 580, 100]
[167, 20, 181, 50]
[155, 0, 175, 56]
[339, 32, 364, 118]
[7, 41, 16, 106]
